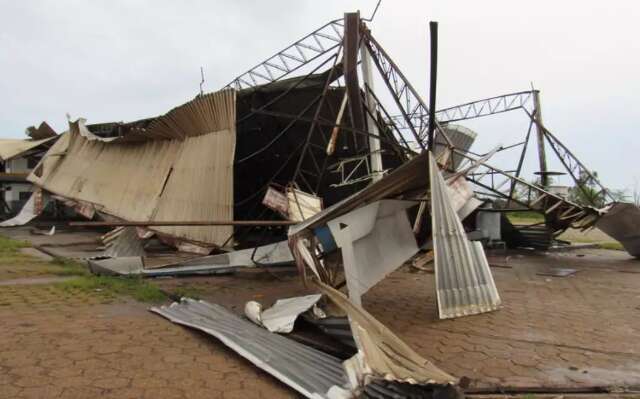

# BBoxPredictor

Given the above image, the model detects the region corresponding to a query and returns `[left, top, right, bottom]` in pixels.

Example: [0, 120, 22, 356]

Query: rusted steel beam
[343, 12, 366, 135]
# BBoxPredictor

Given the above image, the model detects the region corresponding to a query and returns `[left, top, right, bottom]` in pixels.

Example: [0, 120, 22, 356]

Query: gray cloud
[1, 0, 638, 191]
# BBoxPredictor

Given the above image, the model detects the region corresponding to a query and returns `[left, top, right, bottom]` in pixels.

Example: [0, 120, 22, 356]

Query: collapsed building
[4, 9, 640, 399]
[0, 122, 57, 216]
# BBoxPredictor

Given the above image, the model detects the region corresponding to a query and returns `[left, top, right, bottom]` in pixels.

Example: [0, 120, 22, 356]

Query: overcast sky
[1, 1, 639, 192]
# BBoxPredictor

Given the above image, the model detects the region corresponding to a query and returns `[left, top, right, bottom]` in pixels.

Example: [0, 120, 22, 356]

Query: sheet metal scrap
[595, 202, 640, 258]
[0, 189, 48, 227]
[326, 200, 419, 305]
[245, 294, 323, 333]
[315, 281, 457, 388]
[151, 298, 352, 399]
[102, 227, 145, 258]
[152, 296, 458, 399]
[89, 240, 293, 277]
[430, 153, 501, 319]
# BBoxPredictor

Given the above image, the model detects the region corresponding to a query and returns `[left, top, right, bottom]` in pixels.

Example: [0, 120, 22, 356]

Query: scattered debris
[88, 240, 294, 277]
[315, 281, 457, 389]
[151, 298, 353, 399]
[536, 268, 578, 277]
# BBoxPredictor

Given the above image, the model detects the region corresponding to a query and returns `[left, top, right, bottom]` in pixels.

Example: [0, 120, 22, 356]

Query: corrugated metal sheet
[29, 90, 236, 247]
[151, 298, 350, 399]
[103, 227, 145, 257]
[430, 153, 501, 319]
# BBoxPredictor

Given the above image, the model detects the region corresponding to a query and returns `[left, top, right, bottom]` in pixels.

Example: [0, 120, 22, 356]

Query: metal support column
[360, 44, 383, 182]
[533, 90, 549, 188]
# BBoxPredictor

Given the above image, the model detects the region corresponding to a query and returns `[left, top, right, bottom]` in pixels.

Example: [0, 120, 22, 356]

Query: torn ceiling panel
[28, 90, 236, 247]
[430, 153, 501, 319]
[327, 200, 419, 305]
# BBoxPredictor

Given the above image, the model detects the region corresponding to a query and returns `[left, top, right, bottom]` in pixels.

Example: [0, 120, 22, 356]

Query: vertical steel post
[427, 21, 438, 151]
[360, 44, 383, 182]
[533, 89, 549, 188]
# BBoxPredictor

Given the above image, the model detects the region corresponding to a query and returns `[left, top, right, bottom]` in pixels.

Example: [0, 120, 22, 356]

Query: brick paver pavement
[1, 247, 639, 398]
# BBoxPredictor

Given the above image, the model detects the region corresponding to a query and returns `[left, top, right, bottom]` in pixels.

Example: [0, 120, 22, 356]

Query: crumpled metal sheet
[595, 202, 640, 257]
[177, 240, 293, 268]
[151, 298, 351, 399]
[315, 281, 457, 387]
[28, 90, 237, 247]
[103, 227, 145, 258]
[0, 189, 47, 227]
[430, 153, 501, 319]
[327, 200, 418, 306]
[256, 294, 323, 333]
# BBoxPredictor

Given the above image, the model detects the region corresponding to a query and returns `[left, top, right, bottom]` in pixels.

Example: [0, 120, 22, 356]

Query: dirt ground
[1, 228, 640, 398]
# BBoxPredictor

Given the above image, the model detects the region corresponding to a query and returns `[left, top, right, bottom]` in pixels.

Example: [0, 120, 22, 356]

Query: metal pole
[427, 21, 438, 151]
[532, 89, 549, 188]
[360, 45, 383, 182]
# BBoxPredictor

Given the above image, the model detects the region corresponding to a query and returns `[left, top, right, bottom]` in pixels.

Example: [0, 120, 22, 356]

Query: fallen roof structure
[29, 91, 237, 250]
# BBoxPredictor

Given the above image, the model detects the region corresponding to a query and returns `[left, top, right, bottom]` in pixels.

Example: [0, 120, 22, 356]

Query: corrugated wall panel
[28, 90, 236, 247]
[430, 153, 501, 319]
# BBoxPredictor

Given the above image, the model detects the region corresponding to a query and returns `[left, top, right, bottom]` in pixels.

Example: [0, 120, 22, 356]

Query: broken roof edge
[25, 121, 57, 140]
[0, 135, 58, 162]
[66, 89, 237, 144]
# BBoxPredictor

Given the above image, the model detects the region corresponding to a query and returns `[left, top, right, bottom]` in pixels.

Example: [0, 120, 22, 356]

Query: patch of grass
[49, 257, 89, 276]
[58, 275, 167, 303]
[0, 235, 30, 252]
[507, 211, 544, 225]
[598, 241, 624, 251]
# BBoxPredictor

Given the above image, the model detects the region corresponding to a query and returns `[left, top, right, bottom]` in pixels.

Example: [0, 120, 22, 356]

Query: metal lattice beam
[540, 124, 613, 206]
[455, 150, 596, 229]
[389, 90, 535, 129]
[224, 19, 344, 90]
[363, 32, 429, 147]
